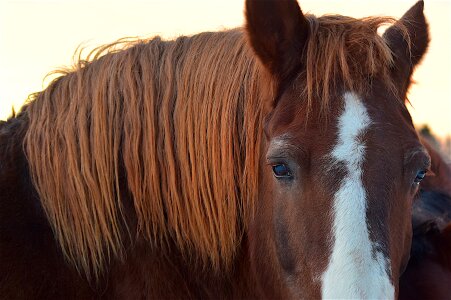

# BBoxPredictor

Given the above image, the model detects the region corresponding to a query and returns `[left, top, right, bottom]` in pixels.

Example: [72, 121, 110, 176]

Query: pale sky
[1, 0, 450, 138]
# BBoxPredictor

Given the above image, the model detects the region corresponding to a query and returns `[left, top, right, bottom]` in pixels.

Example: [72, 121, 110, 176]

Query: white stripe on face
[321, 92, 394, 299]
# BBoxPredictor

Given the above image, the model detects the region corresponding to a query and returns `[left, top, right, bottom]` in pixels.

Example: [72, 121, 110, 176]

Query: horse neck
[106, 234, 258, 299]
[0, 111, 30, 185]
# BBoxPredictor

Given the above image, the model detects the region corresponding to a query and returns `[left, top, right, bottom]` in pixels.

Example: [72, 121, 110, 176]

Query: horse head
[245, 1, 430, 298]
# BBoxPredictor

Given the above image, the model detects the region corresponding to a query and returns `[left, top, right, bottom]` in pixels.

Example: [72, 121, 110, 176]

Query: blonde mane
[23, 14, 399, 280]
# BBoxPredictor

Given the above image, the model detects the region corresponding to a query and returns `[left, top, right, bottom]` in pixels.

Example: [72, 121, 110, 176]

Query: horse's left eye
[272, 164, 292, 178]
[414, 170, 427, 184]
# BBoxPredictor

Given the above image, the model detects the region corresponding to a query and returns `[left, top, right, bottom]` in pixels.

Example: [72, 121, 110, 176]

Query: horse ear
[245, 0, 309, 82]
[383, 1, 429, 74]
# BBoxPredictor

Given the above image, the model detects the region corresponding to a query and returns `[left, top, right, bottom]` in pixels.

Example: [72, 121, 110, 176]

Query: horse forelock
[299, 14, 404, 118]
[23, 29, 268, 280]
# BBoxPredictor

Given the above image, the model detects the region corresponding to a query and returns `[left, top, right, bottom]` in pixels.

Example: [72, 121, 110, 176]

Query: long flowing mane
[24, 29, 266, 279]
[22, 15, 399, 279]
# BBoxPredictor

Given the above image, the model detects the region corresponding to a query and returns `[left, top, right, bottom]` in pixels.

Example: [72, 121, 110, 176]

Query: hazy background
[1, 0, 450, 157]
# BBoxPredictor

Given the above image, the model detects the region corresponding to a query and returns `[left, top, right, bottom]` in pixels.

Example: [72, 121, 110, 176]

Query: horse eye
[272, 164, 292, 178]
[414, 170, 427, 184]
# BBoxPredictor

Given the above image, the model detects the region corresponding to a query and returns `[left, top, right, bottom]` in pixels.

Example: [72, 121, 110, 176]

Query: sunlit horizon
[1, 0, 450, 143]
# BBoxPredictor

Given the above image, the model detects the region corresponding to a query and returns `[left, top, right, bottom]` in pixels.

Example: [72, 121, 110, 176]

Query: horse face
[246, 0, 429, 298]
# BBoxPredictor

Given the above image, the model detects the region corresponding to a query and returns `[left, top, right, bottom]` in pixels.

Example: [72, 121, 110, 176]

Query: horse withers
[0, 0, 430, 298]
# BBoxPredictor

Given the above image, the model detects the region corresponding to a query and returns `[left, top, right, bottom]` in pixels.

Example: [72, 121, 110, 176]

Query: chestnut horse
[0, 0, 430, 298]
[399, 138, 451, 299]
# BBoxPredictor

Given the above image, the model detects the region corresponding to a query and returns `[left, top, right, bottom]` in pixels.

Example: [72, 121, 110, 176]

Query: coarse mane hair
[25, 29, 266, 280]
[23, 14, 400, 280]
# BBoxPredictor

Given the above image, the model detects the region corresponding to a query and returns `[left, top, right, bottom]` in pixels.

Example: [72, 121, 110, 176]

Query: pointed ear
[245, 0, 309, 82]
[383, 1, 429, 72]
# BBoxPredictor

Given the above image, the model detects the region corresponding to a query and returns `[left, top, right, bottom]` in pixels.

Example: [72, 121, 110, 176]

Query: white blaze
[321, 92, 394, 299]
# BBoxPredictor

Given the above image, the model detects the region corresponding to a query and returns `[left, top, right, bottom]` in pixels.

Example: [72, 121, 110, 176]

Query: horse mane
[24, 29, 266, 280]
[22, 14, 400, 280]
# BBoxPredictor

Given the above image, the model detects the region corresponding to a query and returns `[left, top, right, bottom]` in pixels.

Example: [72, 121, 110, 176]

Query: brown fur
[23, 13, 407, 281]
[400, 210, 451, 300]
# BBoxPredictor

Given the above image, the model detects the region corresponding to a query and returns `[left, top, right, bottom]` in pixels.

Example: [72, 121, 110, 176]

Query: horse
[399, 138, 451, 299]
[0, 0, 430, 298]
[418, 136, 451, 196]
[399, 190, 451, 300]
